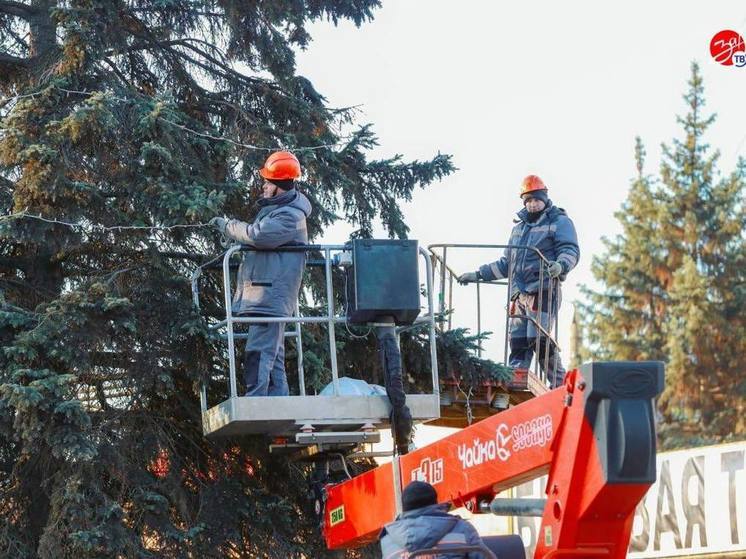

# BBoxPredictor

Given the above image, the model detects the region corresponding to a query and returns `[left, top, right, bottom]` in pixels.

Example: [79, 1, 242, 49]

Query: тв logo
[710, 30, 745, 66]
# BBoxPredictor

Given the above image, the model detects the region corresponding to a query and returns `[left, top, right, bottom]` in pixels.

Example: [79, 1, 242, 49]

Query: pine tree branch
[1, 18, 30, 53]
[160, 40, 264, 90]
[0, 50, 29, 68]
[105, 37, 228, 64]
[0, 175, 15, 191]
[127, 24, 277, 92]
[0, 0, 37, 19]
[98, 57, 136, 90]
[129, 6, 223, 17]
[0, 255, 28, 270]
[158, 251, 211, 263]
[87, 351, 135, 370]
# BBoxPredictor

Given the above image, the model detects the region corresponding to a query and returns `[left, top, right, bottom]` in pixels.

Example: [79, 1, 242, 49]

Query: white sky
[296, 1, 746, 361]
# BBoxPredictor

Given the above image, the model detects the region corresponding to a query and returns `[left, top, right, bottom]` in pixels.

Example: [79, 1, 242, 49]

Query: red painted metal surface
[323, 368, 656, 559]
[324, 381, 565, 549]
[323, 459, 397, 549]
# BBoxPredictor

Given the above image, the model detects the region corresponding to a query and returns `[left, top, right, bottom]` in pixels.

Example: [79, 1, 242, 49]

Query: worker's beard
[526, 207, 546, 222]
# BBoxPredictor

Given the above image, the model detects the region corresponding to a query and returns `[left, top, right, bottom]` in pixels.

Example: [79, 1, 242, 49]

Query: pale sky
[296, 1, 746, 362]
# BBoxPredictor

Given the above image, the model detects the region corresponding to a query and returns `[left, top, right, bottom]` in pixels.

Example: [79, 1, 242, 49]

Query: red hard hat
[520, 175, 547, 197]
[259, 150, 301, 180]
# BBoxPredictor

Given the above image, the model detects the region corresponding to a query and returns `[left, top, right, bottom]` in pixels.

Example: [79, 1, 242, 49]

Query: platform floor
[202, 394, 440, 437]
[430, 369, 549, 428]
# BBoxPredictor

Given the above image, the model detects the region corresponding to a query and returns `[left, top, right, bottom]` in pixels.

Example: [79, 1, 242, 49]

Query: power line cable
[0, 208, 212, 232]
[1, 86, 353, 152]
[1, 209, 231, 292]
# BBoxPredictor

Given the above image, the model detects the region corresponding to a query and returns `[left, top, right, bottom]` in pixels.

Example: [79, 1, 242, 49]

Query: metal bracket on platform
[295, 430, 381, 445]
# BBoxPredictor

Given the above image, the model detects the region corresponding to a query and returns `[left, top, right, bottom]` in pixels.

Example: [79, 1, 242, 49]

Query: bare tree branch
[0, 19, 30, 54]
[0, 0, 37, 19]
[98, 57, 137, 90]
[0, 175, 15, 191]
[0, 50, 28, 68]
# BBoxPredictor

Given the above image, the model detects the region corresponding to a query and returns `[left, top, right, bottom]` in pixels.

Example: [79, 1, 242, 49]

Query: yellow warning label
[544, 525, 552, 547]
[329, 505, 345, 527]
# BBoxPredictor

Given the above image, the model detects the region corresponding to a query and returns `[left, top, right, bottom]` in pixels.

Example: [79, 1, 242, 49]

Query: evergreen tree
[0, 2, 454, 557]
[656, 64, 745, 446]
[578, 137, 668, 362]
[579, 63, 745, 447]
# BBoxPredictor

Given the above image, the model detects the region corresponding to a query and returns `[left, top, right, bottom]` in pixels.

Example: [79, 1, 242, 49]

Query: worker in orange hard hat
[458, 175, 579, 388]
[210, 150, 311, 396]
[520, 174, 547, 198]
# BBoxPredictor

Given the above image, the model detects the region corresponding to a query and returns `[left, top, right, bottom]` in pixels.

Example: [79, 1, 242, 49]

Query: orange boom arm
[324, 361, 664, 559]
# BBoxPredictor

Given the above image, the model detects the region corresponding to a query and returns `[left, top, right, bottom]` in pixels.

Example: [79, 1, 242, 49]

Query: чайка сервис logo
[710, 29, 746, 67]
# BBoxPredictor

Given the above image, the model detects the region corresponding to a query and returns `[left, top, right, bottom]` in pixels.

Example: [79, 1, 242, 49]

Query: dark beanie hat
[522, 189, 548, 205]
[268, 178, 295, 190]
[401, 481, 438, 512]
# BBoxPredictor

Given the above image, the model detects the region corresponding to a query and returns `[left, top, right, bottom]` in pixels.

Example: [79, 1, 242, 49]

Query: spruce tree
[656, 64, 745, 446]
[0, 2, 454, 557]
[580, 63, 745, 447]
[578, 137, 668, 362]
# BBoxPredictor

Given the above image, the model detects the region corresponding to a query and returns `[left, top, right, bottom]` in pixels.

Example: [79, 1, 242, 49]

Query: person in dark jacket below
[210, 150, 311, 396]
[458, 175, 579, 388]
[380, 481, 485, 559]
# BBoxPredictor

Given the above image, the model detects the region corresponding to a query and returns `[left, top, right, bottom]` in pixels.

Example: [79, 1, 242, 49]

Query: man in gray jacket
[380, 481, 485, 559]
[458, 175, 579, 388]
[210, 151, 311, 396]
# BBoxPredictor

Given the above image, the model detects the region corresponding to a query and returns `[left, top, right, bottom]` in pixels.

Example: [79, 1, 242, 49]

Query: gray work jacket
[224, 189, 312, 317]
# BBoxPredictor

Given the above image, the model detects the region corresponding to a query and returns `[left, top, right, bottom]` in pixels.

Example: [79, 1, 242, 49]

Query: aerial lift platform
[193, 239, 664, 557]
[428, 243, 562, 428]
[191, 240, 441, 450]
[191, 241, 556, 447]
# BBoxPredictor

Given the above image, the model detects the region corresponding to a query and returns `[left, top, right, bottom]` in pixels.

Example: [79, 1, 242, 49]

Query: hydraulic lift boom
[324, 361, 664, 558]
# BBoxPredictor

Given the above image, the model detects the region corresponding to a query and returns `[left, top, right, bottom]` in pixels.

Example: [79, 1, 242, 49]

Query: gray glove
[547, 261, 563, 279]
[209, 216, 228, 234]
[457, 271, 479, 285]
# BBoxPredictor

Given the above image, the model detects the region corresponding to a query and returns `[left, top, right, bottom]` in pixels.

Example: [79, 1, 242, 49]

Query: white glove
[547, 261, 563, 278]
[209, 216, 228, 234]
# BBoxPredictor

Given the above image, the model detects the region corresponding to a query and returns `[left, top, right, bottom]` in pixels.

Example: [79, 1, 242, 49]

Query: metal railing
[408, 544, 497, 559]
[428, 244, 561, 387]
[191, 244, 439, 412]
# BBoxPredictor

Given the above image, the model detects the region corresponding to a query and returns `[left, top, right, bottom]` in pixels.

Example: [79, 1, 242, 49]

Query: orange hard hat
[520, 175, 547, 197]
[259, 150, 301, 180]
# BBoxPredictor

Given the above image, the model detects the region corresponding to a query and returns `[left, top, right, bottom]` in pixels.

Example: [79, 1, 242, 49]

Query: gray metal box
[346, 239, 420, 325]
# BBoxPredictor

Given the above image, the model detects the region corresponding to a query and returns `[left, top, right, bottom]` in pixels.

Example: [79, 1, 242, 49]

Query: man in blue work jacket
[458, 175, 579, 388]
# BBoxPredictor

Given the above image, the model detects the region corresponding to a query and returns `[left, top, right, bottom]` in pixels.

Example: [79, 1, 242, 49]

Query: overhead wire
[1, 86, 354, 152]
[0, 83, 358, 302]
[0, 207, 212, 232]
[1, 207, 231, 313]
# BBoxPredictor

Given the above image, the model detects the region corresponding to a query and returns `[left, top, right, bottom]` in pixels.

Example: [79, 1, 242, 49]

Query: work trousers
[375, 318, 413, 454]
[243, 322, 289, 396]
[509, 289, 565, 388]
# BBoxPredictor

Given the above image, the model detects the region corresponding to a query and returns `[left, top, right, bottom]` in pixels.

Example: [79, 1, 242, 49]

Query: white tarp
[512, 440, 746, 558]
[319, 376, 387, 396]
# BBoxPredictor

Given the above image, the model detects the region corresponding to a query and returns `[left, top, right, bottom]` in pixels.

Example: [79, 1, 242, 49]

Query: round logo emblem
[710, 30, 745, 66]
